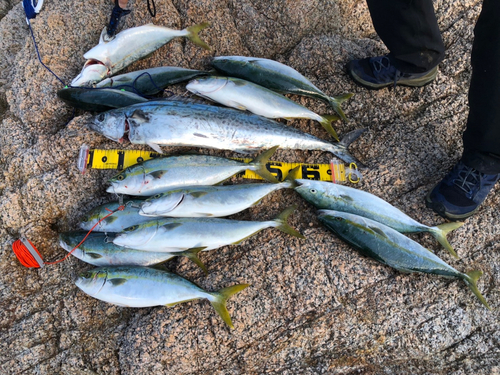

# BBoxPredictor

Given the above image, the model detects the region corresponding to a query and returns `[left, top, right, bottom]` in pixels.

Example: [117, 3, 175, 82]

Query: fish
[295, 180, 463, 258]
[113, 206, 304, 252]
[57, 87, 148, 112]
[96, 66, 211, 96]
[71, 23, 210, 87]
[139, 166, 300, 218]
[59, 231, 207, 272]
[80, 199, 153, 232]
[75, 266, 249, 328]
[186, 76, 340, 140]
[88, 99, 365, 164]
[317, 210, 490, 309]
[106, 146, 279, 196]
[211, 56, 353, 121]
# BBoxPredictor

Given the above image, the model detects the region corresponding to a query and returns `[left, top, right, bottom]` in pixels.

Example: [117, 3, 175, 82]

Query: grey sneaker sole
[349, 66, 438, 90]
[425, 186, 479, 221]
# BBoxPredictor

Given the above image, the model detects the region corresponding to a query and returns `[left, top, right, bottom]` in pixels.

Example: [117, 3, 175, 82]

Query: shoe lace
[370, 56, 401, 88]
[453, 165, 481, 195]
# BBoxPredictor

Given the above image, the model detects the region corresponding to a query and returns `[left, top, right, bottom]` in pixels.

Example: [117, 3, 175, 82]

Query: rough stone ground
[1, 0, 499, 374]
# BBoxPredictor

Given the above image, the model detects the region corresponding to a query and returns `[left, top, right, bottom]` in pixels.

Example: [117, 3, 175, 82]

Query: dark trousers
[367, 0, 500, 173]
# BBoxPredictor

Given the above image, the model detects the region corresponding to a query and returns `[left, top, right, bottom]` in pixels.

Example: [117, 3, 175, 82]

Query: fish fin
[327, 93, 354, 122]
[430, 222, 464, 259]
[149, 170, 168, 179]
[87, 252, 103, 259]
[179, 247, 208, 275]
[332, 128, 367, 167]
[463, 270, 491, 310]
[339, 194, 354, 202]
[99, 27, 110, 44]
[283, 166, 301, 188]
[249, 146, 280, 183]
[273, 205, 305, 239]
[161, 222, 183, 231]
[209, 284, 250, 329]
[186, 22, 211, 50]
[130, 109, 150, 123]
[148, 143, 164, 154]
[108, 278, 127, 286]
[104, 215, 118, 224]
[190, 191, 208, 198]
[368, 226, 389, 239]
[319, 115, 340, 141]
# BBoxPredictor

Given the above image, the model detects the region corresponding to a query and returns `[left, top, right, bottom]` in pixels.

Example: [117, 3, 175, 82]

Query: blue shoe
[346, 55, 438, 90]
[426, 161, 500, 220]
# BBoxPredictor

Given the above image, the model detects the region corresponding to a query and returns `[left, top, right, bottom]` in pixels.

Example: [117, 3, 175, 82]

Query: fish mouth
[118, 119, 130, 143]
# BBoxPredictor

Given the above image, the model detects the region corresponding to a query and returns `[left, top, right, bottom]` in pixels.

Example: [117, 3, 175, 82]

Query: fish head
[186, 76, 228, 95]
[294, 179, 339, 206]
[76, 268, 108, 297]
[140, 191, 184, 216]
[107, 165, 146, 195]
[59, 232, 86, 259]
[79, 206, 104, 231]
[113, 221, 158, 248]
[71, 60, 109, 87]
[89, 111, 127, 143]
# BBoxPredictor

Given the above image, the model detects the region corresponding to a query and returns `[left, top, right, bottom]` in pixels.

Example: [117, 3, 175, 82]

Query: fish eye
[97, 113, 105, 122]
[81, 271, 93, 278]
[335, 217, 343, 222]
[116, 174, 125, 181]
[153, 194, 162, 199]
[310, 189, 317, 194]
[124, 225, 138, 232]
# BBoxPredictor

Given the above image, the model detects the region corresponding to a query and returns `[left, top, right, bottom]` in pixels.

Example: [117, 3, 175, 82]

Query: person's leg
[105, 0, 131, 40]
[347, 0, 445, 89]
[426, 0, 500, 220]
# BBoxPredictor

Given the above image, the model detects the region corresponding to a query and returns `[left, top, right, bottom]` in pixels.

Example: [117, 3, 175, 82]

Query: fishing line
[12, 205, 125, 268]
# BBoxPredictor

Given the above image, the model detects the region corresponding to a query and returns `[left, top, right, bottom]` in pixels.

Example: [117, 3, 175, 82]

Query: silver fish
[59, 231, 207, 272]
[295, 180, 463, 258]
[113, 206, 304, 252]
[211, 56, 353, 121]
[139, 167, 300, 218]
[72, 23, 210, 87]
[318, 210, 490, 309]
[79, 200, 153, 232]
[106, 146, 279, 196]
[75, 266, 249, 328]
[186, 76, 340, 140]
[88, 100, 364, 164]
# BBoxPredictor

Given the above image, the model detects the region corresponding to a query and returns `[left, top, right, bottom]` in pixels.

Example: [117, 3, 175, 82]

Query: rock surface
[1, 0, 499, 374]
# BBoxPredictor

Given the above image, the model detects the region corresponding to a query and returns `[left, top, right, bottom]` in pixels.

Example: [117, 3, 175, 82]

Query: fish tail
[329, 128, 367, 167]
[249, 146, 280, 183]
[186, 22, 211, 50]
[463, 270, 491, 310]
[283, 166, 301, 188]
[430, 222, 464, 259]
[178, 247, 208, 275]
[209, 284, 250, 329]
[273, 205, 305, 239]
[319, 115, 340, 141]
[327, 93, 354, 122]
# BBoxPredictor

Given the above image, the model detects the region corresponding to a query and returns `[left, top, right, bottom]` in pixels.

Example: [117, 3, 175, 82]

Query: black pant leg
[366, 0, 445, 73]
[462, 0, 500, 174]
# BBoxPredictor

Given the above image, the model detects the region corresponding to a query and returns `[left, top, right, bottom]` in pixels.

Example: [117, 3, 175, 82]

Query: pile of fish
[59, 21, 490, 330]
[295, 180, 490, 309]
[62, 148, 306, 328]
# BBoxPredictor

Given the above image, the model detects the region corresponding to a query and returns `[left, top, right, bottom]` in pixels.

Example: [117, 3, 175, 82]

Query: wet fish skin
[96, 67, 210, 96]
[57, 87, 148, 112]
[318, 210, 490, 309]
[113, 206, 304, 252]
[75, 266, 249, 328]
[211, 56, 353, 121]
[186, 76, 340, 140]
[106, 146, 279, 197]
[139, 167, 300, 218]
[80, 199, 153, 232]
[71, 23, 210, 87]
[295, 180, 462, 258]
[89, 100, 364, 164]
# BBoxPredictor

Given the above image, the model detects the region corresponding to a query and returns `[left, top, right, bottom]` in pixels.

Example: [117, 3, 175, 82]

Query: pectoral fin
[147, 143, 163, 154]
[108, 278, 127, 286]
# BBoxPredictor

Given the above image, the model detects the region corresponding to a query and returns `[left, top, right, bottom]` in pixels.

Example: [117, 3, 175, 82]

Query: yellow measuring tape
[79, 146, 360, 183]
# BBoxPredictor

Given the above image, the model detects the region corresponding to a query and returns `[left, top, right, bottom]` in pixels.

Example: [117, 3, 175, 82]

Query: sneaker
[346, 55, 438, 90]
[105, 3, 131, 40]
[426, 161, 500, 220]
